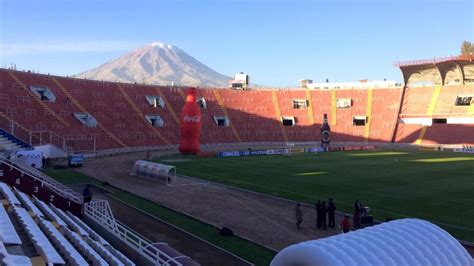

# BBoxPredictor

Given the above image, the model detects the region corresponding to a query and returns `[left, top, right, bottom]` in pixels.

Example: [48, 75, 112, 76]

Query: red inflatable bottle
[179, 88, 202, 154]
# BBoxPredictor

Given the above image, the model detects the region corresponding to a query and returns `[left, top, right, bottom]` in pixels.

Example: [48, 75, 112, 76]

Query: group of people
[315, 199, 336, 230]
[295, 199, 365, 233]
[295, 198, 336, 230]
[41, 156, 51, 168]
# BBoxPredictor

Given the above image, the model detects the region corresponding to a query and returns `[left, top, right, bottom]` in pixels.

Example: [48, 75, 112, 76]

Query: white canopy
[132, 160, 175, 184]
[271, 219, 473, 266]
[34, 144, 67, 159]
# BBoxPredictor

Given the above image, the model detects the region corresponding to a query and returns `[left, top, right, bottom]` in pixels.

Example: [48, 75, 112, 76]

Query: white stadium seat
[0, 198, 22, 245]
[37, 219, 88, 266]
[0, 183, 21, 206]
[66, 211, 109, 246]
[66, 211, 135, 266]
[0, 241, 31, 266]
[1, 254, 32, 266]
[13, 188, 44, 218]
[86, 237, 124, 266]
[0, 183, 135, 265]
[106, 245, 136, 266]
[62, 227, 108, 266]
[50, 204, 89, 236]
[12, 207, 65, 265]
[32, 196, 68, 227]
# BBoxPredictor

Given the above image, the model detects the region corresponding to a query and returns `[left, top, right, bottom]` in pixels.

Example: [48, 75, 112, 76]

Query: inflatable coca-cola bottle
[179, 88, 202, 154]
[320, 113, 331, 147]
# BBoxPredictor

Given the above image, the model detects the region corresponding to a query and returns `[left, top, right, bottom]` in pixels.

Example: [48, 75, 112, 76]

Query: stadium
[0, 54, 473, 265]
[1, 0, 474, 265]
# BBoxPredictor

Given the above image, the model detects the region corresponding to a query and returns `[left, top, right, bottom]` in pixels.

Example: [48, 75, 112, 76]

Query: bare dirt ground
[69, 185, 248, 265]
[77, 152, 346, 251]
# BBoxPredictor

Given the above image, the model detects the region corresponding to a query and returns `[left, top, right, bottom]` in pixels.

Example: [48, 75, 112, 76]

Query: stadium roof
[394, 55, 474, 67]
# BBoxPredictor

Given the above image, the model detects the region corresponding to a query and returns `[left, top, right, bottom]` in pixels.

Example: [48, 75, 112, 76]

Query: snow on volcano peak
[76, 42, 230, 87]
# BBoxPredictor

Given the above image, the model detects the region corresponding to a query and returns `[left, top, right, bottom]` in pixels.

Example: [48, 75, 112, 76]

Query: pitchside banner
[16, 150, 43, 168]
[453, 148, 474, 153]
[305, 147, 328, 153]
[218, 149, 289, 158]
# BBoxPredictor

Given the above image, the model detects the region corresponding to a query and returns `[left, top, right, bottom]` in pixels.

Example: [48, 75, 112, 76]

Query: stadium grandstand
[0, 55, 473, 265]
[3, 0, 474, 264]
[0, 55, 473, 154]
[0, 155, 198, 265]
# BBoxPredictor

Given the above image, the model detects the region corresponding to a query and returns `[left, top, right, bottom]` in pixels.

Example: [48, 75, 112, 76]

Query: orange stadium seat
[1, 68, 473, 151]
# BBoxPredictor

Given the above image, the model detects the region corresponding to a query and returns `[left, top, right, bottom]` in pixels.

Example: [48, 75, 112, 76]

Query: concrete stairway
[0, 136, 25, 154]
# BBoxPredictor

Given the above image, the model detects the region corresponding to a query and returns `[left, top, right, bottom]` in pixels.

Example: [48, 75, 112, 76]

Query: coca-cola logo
[183, 115, 200, 123]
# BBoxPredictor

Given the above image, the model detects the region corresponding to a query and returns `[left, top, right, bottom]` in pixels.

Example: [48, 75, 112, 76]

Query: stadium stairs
[0, 128, 32, 155]
[0, 68, 473, 153]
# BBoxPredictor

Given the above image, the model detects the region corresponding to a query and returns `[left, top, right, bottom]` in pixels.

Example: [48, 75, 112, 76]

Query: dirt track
[71, 185, 248, 266]
[77, 152, 346, 251]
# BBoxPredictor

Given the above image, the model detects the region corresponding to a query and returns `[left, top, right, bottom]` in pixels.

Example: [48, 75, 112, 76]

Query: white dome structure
[271, 219, 473, 266]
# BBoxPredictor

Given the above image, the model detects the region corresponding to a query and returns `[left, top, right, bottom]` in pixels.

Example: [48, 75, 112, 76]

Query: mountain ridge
[75, 42, 231, 87]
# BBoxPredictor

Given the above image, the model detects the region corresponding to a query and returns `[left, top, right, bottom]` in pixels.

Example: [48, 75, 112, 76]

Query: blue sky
[1, 0, 473, 86]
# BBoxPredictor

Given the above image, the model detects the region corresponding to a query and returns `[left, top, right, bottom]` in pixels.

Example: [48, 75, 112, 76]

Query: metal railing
[399, 113, 474, 118]
[0, 156, 83, 203]
[29, 131, 64, 148]
[0, 115, 31, 148]
[84, 200, 187, 266]
[198, 141, 467, 151]
[90, 145, 177, 157]
[393, 55, 474, 67]
[0, 128, 33, 150]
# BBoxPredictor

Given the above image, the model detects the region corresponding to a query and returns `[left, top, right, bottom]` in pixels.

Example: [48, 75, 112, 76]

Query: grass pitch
[159, 150, 474, 241]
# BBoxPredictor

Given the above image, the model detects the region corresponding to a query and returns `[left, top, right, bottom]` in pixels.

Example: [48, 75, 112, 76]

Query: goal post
[286, 143, 295, 156]
[286, 142, 305, 156]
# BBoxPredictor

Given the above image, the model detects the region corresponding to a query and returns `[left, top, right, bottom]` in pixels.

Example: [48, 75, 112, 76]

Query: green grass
[157, 150, 474, 242]
[44, 168, 276, 265]
[45, 168, 101, 185]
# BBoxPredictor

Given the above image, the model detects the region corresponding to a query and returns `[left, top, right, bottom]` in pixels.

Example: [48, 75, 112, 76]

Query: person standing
[315, 199, 322, 229]
[354, 199, 362, 215]
[321, 201, 328, 230]
[353, 210, 361, 229]
[83, 184, 92, 203]
[340, 215, 351, 233]
[327, 198, 336, 228]
[295, 202, 303, 229]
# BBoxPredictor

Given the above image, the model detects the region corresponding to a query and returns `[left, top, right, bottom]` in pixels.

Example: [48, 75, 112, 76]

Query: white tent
[34, 144, 67, 159]
[271, 219, 473, 266]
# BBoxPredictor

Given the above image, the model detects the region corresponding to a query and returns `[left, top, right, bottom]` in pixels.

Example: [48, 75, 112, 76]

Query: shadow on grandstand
[207, 102, 474, 146]
[2, 90, 473, 148]
[0, 68, 473, 152]
[394, 123, 474, 145]
[198, 97, 385, 145]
